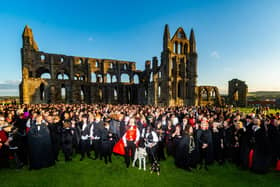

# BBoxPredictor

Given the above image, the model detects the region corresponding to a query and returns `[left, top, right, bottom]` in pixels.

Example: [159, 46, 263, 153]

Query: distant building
[228, 79, 248, 107]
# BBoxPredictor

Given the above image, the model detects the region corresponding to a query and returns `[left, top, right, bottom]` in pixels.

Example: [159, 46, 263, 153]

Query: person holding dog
[143, 125, 159, 164]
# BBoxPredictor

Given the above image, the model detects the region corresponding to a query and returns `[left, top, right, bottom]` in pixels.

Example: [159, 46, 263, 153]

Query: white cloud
[210, 51, 220, 59]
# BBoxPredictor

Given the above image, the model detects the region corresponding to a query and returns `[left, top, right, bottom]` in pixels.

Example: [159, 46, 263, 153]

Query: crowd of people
[0, 104, 279, 174]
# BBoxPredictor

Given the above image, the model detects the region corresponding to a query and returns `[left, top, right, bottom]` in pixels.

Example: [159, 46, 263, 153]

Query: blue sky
[0, 0, 280, 96]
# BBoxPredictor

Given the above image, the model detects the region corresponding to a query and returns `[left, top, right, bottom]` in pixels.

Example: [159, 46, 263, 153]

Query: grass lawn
[234, 107, 279, 115]
[0, 153, 279, 187]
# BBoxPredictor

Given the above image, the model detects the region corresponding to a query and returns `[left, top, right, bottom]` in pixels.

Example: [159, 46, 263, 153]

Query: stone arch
[200, 88, 208, 101]
[127, 88, 131, 103]
[77, 58, 83, 64]
[123, 64, 128, 70]
[35, 67, 51, 79]
[114, 88, 118, 100]
[210, 88, 216, 99]
[106, 74, 111, 83]
[39, 83, 46, 101]
[133, 74, 139, 84]
[121, 73, 130, 83]
[50, 85, 56, 103]
[178, 43, 182, 54]
[80, 86, 85, 102]
[233, 90, 239, 102]
[61, 84, 67, 103]
[91, 72, 96, 82]
[158, 85, 161, 98]
[57, 72, 70, 80]
[96, 74, 103, 83]
[149, 72, 153, 82]
[112, 75, 117, 83]
[40, 54, 45, 62]
[98, 88, 103, 101]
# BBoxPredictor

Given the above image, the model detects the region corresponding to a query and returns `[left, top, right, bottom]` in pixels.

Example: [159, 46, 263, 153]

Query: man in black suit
[79, 114, 93, 161]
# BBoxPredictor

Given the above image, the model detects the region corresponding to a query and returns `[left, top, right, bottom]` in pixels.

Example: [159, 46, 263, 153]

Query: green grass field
[0, 153, 279, 187]
[235, 107, 279, 115]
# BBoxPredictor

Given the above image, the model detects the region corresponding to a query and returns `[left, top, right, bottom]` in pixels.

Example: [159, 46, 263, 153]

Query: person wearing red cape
[113, 117, 140, 168]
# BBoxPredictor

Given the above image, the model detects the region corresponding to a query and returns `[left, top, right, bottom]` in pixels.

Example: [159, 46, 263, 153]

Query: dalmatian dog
[132, 147, 147, 170]
[150, 159, 160, 176]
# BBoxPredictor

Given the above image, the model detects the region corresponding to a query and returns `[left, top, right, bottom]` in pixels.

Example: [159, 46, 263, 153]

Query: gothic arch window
[123, 64, 127, 70]
[61, 85, 66, 103]
[158, 85, 161, 98]
[106, 74, 111, 83]
[80, 75, 85, 81]
[81, 86, 85, 102]
[40, 72, 51, 79]
[173, 42, 178, 54]
[149, 72, 153, 82]
[98, 88, 103, 101]
[121, 74, 130, 83]
[127, 89, 131, 103]
[40, 55, 45, 61]
[114, 89, 118, 100]
[145, 89, 148, 99]
[178, 43, 182, 54]
[91, 73, 96, 82]
[201, 88, 208, 101]
[112, 75, 117, 83]
[234, 90, 239, 101]
[40, 83, 45, 101]
[97, 74, 103, 83]
[57, 73, 69, 80]
[133, 74, 139, 84]
[210, 89, 216, 99]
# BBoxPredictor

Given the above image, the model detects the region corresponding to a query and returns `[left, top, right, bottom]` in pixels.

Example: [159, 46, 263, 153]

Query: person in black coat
[198, 119, 213, 170]
[155, 121, 166, 161]
[92, 114, 103, 160]
[47, 115, 62, 162]
[251, 119, 271, 174]
[212, 121, 225, 165]
[172, 124, 184, 168]
[78, 114, 93, 161]
[100, 121, 115, 164]
[70, 119, 80, 155]
[27, 114, 55, 170]
[185, 125, 199, 169]
[165, 120, 175, 156]
[61, 121, 74, 161]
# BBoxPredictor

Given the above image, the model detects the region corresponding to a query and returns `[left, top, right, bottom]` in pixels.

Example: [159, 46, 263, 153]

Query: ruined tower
[228, 79, 248, 107]
[150, 25, 198, 106]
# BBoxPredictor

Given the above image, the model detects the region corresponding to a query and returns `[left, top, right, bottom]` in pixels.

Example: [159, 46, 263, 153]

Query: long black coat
[252, 126, 271, 173]
[27, 123, 55, 169]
